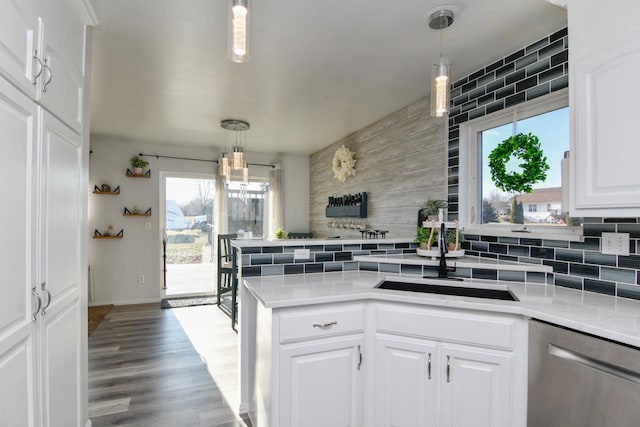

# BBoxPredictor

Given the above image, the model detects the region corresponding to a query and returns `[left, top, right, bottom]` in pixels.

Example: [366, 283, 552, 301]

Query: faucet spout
[438, 221, 456, 278]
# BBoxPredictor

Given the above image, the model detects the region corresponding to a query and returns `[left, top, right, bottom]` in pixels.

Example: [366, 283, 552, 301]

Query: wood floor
[88, 303, 251, 427]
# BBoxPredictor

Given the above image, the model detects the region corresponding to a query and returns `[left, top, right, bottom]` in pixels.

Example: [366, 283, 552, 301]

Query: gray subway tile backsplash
[237, 29, 640, 302]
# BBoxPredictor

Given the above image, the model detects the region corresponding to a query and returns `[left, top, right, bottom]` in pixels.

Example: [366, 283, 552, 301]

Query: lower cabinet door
[374, 334, 438, 427]
[279, 334, 364, 427]
[0, 75, 38, 427]
[439, 343, 513, 427]
[38, 110, 83, 427]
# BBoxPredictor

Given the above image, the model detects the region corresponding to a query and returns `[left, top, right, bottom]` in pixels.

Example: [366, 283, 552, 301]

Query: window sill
[462, 225, 584, 242]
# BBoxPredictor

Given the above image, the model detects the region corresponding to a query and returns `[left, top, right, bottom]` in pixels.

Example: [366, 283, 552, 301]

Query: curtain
[268, 164, 283, 239]
[215, 175, 228, 235]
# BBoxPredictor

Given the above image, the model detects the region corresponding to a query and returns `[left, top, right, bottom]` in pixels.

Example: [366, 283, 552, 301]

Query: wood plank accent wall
[310, 97, 447, 238]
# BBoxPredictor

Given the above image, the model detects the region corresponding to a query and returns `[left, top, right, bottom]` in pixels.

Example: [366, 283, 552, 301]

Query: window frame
[458, 88, 582, 241]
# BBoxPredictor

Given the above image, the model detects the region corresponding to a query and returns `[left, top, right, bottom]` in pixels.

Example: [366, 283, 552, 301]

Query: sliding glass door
[162, 174, 216, 296]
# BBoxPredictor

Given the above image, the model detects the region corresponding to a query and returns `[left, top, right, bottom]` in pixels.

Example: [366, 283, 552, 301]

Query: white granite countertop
[243, 271, 640, 348]
[354, 253, 553, 273]
[232, 237, 412, 248]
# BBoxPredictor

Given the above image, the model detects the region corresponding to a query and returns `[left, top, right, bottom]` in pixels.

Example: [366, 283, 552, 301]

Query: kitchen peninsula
[239, 269, 640, 427]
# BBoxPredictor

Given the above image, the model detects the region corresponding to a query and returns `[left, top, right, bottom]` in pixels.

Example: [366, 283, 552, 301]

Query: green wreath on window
[488, 133, 550, 193]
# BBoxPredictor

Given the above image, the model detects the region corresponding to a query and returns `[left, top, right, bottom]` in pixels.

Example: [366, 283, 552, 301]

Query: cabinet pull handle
[32, 50, 43, 84]
[41, 282, 52, 316]
[312, 321, 337, 329]
[357, 345, 362, 370]
[428, 353, 432, 380]
[446, 355, 451, 383]
[42, 59, 52, 93]
[31, 286, 42, 322]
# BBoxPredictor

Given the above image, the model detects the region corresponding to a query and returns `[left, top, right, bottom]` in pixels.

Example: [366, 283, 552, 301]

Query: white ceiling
[89, 0, 566, 155]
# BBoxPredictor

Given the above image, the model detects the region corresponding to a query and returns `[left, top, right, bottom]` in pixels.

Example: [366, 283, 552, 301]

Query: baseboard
[89, 298, 161, 306]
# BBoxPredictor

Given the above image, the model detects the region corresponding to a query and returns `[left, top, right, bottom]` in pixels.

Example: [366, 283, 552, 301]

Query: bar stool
[217, 233, 238, 329]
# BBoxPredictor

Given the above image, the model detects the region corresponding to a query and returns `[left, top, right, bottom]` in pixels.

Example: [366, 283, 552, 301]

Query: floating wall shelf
[325, 192, 368, 218]
[123, 207, 152, 216]
[92, 185, 120, 195]
[93, 229, 124, 239]
[125, 168, 151, 178]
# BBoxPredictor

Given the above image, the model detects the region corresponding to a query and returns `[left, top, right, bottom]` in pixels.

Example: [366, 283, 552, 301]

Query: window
[226, 181, 269, 238]
[460, 90, 582, 238]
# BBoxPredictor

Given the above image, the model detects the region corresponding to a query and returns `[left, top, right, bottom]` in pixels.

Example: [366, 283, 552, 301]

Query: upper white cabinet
[36, 0, 86, 133]
[562, 0, 640, 216]
[0, 0, 39, 98]
[0, 0, 86, 133]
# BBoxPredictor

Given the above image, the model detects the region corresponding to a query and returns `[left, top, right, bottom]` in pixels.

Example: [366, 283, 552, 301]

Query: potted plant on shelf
[415, 226, 464, 251]
[414, 226, 434, 250]
[421, 198, 448, 222]
[129, 155, 149, 175]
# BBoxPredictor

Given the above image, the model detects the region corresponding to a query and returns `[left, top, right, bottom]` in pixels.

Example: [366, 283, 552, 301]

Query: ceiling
[89, 0, 566, 155]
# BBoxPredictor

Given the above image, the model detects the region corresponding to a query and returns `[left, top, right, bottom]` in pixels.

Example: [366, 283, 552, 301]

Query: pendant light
[228, 0, 251, 63]
[428, 7, 455, 117]
[220, 119, 250, 182]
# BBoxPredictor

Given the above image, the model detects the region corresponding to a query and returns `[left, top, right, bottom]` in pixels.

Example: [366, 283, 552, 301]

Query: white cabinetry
[251, 302, 366, 427]
[373, 303, 527, 427]
[0, 0, 85, 133]
[374, 335, 438, 427]
[39, 110, 84, 427]
[0, 74, 38, 427]
[280, 335, 364, 427]
[563, 0, 640, 216]
[37, 0, 86, 133]
[0, 0, 90, 426]
[248, 298, 527, 427]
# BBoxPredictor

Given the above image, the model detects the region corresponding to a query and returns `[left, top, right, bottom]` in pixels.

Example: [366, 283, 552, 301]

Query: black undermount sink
[376, 280, 518, 301]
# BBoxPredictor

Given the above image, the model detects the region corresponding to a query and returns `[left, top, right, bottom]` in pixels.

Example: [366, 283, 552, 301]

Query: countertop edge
[242, 273, 640, 348]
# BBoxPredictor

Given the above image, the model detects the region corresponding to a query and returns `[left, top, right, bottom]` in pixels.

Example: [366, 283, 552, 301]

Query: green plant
[414, 226, 432, 244]
[415, 227, 462, 247]
[421, 198, 448, 216]
[275, 228, 287, 239]
[130, 155, 149, 169]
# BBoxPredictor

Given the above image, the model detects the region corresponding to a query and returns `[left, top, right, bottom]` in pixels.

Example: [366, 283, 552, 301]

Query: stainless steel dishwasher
[528, 319, 640, 427]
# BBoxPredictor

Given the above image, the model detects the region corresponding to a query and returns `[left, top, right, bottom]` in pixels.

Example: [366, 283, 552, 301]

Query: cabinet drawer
[279, 303, 365, 343]
[375, 304, 515, 350]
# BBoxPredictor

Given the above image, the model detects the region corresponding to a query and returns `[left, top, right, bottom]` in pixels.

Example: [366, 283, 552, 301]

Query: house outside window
[459, 90, 582, 238]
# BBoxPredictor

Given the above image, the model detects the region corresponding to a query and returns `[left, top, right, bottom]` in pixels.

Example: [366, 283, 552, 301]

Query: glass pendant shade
[431, 59, 450, 117]
[219, 153, 231, 179]
[233, 146, 244, 170]
[242, 162, 249, 183]
[228, 0, 250, 63]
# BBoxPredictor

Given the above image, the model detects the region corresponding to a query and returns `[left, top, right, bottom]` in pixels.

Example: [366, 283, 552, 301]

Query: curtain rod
[138, 153, 276, 168]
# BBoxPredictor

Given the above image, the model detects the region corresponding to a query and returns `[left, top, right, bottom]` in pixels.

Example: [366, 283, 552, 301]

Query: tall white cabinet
[0, 0, 94, 426]
[549, 0, 640, 216]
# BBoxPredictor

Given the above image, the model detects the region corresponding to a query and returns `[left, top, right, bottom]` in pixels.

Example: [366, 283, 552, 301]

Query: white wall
[89, 135, 309, 305]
